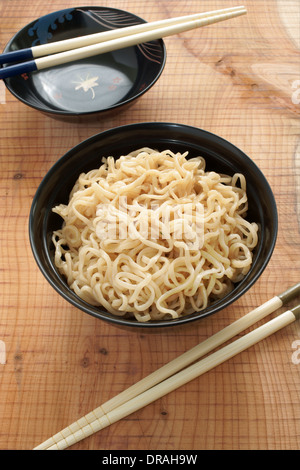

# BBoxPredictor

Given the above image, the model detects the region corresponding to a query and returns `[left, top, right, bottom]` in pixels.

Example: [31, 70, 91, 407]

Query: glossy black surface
[2, 7, 166, 117]
[29, 123, 278, 329]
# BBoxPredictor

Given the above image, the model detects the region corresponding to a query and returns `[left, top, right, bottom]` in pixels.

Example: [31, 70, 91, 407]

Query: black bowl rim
[29, 122, 278, 328]
[2, 6, 167, 116]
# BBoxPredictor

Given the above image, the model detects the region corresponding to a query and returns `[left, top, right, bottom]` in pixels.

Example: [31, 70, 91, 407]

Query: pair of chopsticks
[34, 282, 300, 450]
[0, 6, 247, 80]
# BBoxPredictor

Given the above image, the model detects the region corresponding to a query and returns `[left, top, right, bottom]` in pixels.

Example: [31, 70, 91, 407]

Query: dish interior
[3, 7, 166, 114]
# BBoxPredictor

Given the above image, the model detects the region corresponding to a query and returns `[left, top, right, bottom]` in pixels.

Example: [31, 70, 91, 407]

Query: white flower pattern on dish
[73, 75, 99, 99]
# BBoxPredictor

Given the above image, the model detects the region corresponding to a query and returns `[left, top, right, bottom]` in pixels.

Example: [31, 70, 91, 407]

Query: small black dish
[2, 7, 166, 119]
[29, 122, 278, 330]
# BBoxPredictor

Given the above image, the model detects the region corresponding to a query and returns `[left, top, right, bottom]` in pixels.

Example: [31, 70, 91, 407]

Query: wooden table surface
[0, 0, 299, 451]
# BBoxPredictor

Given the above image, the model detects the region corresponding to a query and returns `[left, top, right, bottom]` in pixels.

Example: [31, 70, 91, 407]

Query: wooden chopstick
[0, 7, 247, 80]
[33, 282, 300, 450]
[42, 304, 300, 451]
[0, 6, 245, 65]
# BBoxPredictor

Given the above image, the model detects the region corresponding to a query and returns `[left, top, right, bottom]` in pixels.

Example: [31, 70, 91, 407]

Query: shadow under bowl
[29, 122, 278, 330]
[2, 6, 166, 119]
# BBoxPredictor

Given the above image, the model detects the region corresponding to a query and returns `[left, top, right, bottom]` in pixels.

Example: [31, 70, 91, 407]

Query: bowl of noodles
[29, 122, 278, 329]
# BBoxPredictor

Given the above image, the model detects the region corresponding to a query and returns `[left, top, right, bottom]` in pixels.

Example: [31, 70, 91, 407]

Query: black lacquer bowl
[29, 123, 278, 330]
[2, 7, 166, 118]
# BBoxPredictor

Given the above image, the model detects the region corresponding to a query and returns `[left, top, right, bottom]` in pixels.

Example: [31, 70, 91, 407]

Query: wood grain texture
[0, 0, 299, 450]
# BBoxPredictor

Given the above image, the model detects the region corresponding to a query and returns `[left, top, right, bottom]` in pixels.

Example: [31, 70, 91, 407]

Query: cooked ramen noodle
[52, 148, 258, 322]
